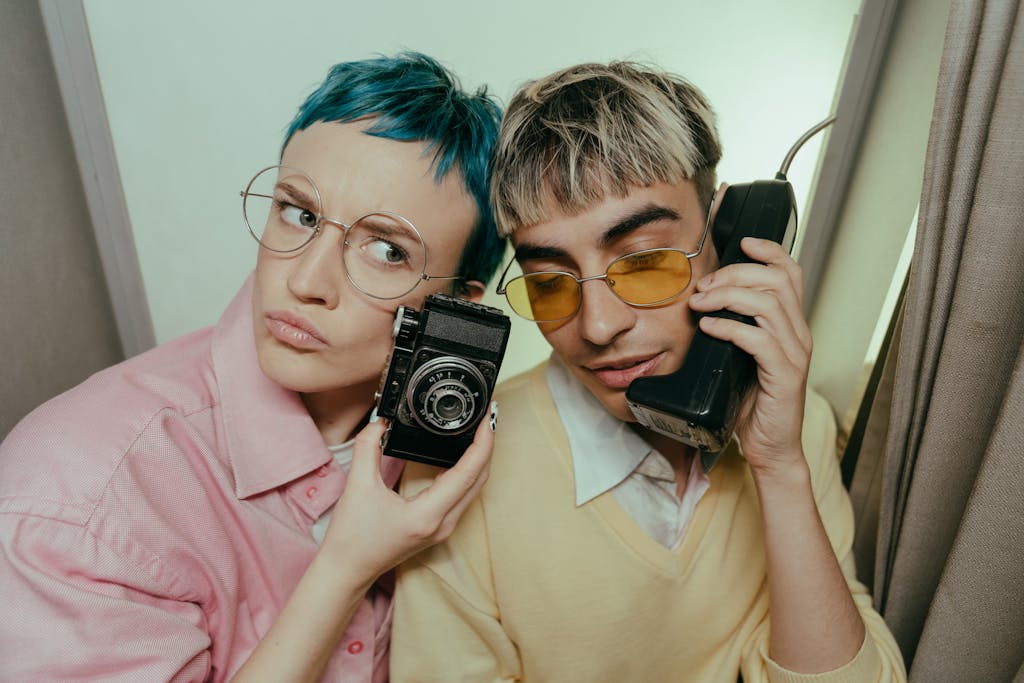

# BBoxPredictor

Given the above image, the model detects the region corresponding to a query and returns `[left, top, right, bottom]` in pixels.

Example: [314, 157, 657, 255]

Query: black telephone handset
[625, 117, 834, 466]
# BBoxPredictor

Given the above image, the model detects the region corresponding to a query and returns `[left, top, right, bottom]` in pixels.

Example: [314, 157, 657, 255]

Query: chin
[257, 354, 309, 392]
[594, 389, 638, 423]
[610, 403, 639, 423]
[256, 346, 332, 393]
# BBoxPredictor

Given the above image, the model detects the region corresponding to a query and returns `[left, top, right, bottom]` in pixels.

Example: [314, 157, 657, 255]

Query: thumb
[349, 416, 387, 486]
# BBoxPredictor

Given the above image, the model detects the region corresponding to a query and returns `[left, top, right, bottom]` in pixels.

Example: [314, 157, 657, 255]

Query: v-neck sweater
[392, 362, 905, 682]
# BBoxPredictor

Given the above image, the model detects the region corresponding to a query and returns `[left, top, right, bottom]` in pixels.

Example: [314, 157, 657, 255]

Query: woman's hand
[320, 402, 497, 590]
[229, 407, 496, 683]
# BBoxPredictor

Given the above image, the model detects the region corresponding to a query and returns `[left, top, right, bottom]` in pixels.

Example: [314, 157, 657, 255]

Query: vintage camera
[374, 293, 511, 468]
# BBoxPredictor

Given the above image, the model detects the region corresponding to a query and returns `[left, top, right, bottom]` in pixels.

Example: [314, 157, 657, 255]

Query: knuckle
[436, 520, 457, 541]
[461, 472, 480, 495]
[451, 464, 479, 491]
[790, 268, 805, 292]
[770, 267, 792, 291]
[410, 519, 440, 542]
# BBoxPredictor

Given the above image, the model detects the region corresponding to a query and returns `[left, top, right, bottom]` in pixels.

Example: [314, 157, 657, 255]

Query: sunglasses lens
[505, 273, 580, 322]
[607, 250, 692, 305]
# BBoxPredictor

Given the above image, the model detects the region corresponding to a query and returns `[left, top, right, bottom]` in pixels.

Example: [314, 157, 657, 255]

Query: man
[0, 53, 502, 682]
[392, 62, 907, 681]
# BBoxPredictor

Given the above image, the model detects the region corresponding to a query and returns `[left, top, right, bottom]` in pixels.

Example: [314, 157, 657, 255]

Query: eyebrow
[514, 243, 569, 261]
[277, 181, 317, 210]
[354, 214, 421, 244]
[514, 203, 682, 262]
[598, 204, 681, 247]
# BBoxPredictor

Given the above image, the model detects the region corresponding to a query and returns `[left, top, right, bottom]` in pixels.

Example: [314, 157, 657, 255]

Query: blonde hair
[491, 62, 722, 236]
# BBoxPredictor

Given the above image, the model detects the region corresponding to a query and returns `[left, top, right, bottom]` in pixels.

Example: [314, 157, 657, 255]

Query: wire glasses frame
[240, 164, 463, 300]
[495, 199, 715, 322]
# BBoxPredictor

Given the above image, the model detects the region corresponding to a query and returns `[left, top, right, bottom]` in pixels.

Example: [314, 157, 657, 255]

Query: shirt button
[316, 465, 329, 478]
[306, 486, 318, 499]
[347, 640, 364, 655]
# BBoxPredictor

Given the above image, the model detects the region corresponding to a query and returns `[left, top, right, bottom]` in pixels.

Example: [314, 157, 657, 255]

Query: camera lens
[423, 383, 475, 431]
[406, 356, 488, 435]
[435, 392, 467, 421]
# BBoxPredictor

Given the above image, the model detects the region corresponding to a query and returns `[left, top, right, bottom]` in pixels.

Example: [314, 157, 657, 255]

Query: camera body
[375, 293, 511, 468]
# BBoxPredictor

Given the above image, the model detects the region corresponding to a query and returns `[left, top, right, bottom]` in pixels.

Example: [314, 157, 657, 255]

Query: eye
[617, 251, 667, 272]
[363, 238, 409, 265]
[528, 273, 571, 294]
[279, 203, 318, 230]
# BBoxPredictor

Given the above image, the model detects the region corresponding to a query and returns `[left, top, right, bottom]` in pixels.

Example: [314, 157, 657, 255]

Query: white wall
[83, 0, 859, 381]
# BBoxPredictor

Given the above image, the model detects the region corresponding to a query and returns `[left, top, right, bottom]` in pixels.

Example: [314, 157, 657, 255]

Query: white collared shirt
[546, 355, 710, 550]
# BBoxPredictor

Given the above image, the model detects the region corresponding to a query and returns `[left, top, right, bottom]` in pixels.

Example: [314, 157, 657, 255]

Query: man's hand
[688, 236, 811, 476]
[688, 236, 871, 673]
[318, 403, 495, 591]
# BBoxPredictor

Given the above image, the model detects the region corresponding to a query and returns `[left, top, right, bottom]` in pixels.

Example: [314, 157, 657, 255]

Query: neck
[630, 424, 696, 496]
[301, 380, 377, 445]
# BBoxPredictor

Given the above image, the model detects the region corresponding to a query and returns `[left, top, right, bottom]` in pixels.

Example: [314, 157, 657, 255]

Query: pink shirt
[0, 276, 402, 682]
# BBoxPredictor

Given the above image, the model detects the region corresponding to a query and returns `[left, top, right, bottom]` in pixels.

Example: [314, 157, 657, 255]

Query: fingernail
[489, 400, 499, 432]
[698, 273, 713, 288]
[690, 291, 705, 302]
[369, 407, 379, 423]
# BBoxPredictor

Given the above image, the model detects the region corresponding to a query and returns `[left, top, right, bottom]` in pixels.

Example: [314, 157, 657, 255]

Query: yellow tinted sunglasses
[495, 203, 713, 323]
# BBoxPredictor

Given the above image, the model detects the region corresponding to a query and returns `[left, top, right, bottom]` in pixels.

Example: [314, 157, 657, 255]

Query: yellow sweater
[392, 362, 906, 682]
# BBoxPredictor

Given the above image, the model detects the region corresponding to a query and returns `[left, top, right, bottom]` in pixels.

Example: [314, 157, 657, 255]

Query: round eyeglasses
[241, 165, 462, 300]
[495, 202, 714, 323]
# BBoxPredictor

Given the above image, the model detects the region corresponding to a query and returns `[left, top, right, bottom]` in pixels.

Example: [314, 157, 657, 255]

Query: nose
[576, 277, 636, 347]
[286, 230, 342, 309]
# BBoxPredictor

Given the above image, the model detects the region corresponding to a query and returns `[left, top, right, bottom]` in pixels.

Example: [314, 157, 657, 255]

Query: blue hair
[283, 52, 505, 287]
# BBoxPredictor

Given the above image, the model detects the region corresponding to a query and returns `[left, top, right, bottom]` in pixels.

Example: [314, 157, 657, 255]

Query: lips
[264, 310, 329, 350]
[586, 353, 664, 389]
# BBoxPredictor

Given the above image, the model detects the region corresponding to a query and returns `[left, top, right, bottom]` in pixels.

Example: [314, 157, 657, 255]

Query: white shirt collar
[545, 354, 654, 506]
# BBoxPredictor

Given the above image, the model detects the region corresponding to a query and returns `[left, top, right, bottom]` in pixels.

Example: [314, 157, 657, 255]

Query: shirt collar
[211, 274, 335, 499]
[545, 354, 653, 506]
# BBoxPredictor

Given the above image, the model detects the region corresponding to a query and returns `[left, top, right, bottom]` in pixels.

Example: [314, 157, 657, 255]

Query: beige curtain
[848, 0, 1024, 681]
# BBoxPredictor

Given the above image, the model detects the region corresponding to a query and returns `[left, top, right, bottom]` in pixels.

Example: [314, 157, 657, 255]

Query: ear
[709, 181, 731, 260]
[709, 181, 729, 224]
[458, 280, 486, 303]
